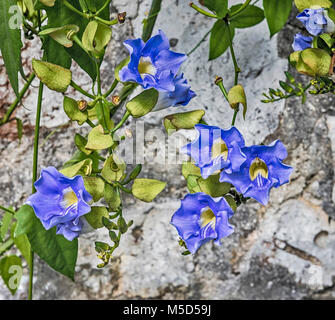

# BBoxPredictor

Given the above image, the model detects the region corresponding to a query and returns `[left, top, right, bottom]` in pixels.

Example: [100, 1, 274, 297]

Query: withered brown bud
[118, 12, 126, 24]
[214, 76, 223, 86]
[77, 99, 88, 111]
[112, 95, 121, 106]
[199, 0, 204, 5]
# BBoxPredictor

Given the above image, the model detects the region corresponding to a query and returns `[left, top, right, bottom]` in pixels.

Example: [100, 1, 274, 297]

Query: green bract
[126, 88, 159, 118]
[60, 159, 93, 177]
[132, 178, 166, 202]
[163, 110, 206, 134]
[39, 0, 56, 6]
[85, 125, 114, 150]
[294, 0, 332, 11]
[290, 48, 331, 77]
[83, 176, 105, 202]
[39, 25, 80, 48]
[85, 207, 109, 229]
[82, 21, 112, 58]
[32, 59, 72, 92]
[228, 84, 247, 119]
[101, 154, 126, 182]
[63, 96, 88, 125]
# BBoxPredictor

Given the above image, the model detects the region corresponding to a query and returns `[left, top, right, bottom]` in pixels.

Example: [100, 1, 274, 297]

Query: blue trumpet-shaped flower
[219, 140, 293, 205]
[292, 33, 313, 51]
[171, 193, 234, 254]
[181, 124, 246, 179]
[119, 30, 187, 92]
[297, 8, 335, 36]
[153, 73, 196, 111]
[26, 167, 92, 241]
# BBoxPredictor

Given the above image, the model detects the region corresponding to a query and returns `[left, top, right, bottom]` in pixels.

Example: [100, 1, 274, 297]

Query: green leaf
[0, 255, 22, 295]
[198, 174, 231, 197]
[263, 0, 292, 37]
[60, 158, 93, 177]
[85, 125, 114, 150]
[32, 59, 72, 92]
[230, 4, 264, 29]
[181, 162, 201, 180]
[132, 178, 166, 202]
[75, 134, 92, 155]
[63, 96, 88, 125]
[84, 206, 109, 229]
[209, 20, 234, 60]
[42, 37, 72, 69]
[0, 211, 13, 240]
[224, 195, 237, 212]
[41, 0, 97, 80]
[101, 154, 126, 182]
[83, 176, 104, 202]
[15, 205, 78, 280]
[186, 175, 202, 193]
[203, 0, 228, 17]
[63, 150, 100, 173]
[104, 183, 121, 211]
[0, 0, 23, 96]
[117, 217, 128, 234]
[228, 84, 247, 119]
[13, 234, 31, 269]
[39, 0, 56, 6]
[163, 110, 206, 134]
[294, 0, 332, 11]
[126, 89, 159, 118]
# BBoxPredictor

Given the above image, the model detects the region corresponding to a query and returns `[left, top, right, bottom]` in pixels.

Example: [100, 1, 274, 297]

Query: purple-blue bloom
[297, 8, 328, 36]
[153, 73, 196, 111]
[219, 140, 293, 205]
[171, 193, 234, 254]
[292, 33, 313, 51]
[119, 30, 187, 92]
[181, 124, 246, 179]
[26, 167, 92, 241]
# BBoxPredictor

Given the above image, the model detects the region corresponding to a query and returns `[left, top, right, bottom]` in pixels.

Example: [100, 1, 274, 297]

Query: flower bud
[118, 12, 127, 24]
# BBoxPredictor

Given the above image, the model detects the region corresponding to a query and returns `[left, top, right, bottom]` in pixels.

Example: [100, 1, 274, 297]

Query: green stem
[115, 183, 132, 194]
[228, 0, 252, 19]
[1, 74, 35, 125]
[0, 205, 15, 215]
[63, 0, 87, 18]
[70, 80, 95, 99]
[96, 61, 109, 131]
[231, 108, 239, 126]
[29, 82, 44, 301]
[95, 0, 112, 16]
[226, 21, 240, 86]
[86, 119, 95, 128]
[187, 29, 211, 56]
[72, 35, 90, 55]
[216, 80, 229, 102]
[189, 2, 218, 19]
[95, 16, 118, 26]
[104, 79, 119, 98]
[142, 0, 162, 41]
[112, 110, 131, 133]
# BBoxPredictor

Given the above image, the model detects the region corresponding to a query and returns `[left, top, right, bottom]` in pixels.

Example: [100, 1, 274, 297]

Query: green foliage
[294, 0, 332, 11]
[263, 0, 292, 38]
[102, 154, 126, 182]
[104, 183, 121, 211]
[228, 84, 247, 119]
[203, 0, 228, 17]
[63, 97, 88, 125]
[0, 255, 22, 295]
[83, 176, 105, 202]
[85, 206, 109, 229]
[132, 179, 166, 202]
[163, 110, 205, 134]
[209, 20, 234, 60]
[15, 205, 78, 280]
[85, 125, 114, 150]
[262, 71, 310, 104]
[0, 0, 23, 96]
[229, 4, 264, 29]
[126, 89, 159, 118]
[60, 158, 93, 177]
[310, 77, 335, 95]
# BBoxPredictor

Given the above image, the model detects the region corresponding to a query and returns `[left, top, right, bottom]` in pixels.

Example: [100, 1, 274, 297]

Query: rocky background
[1, 0, 335, 299]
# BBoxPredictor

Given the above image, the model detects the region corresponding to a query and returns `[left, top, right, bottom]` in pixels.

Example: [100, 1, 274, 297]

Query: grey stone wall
[0, 0, 335, 299]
